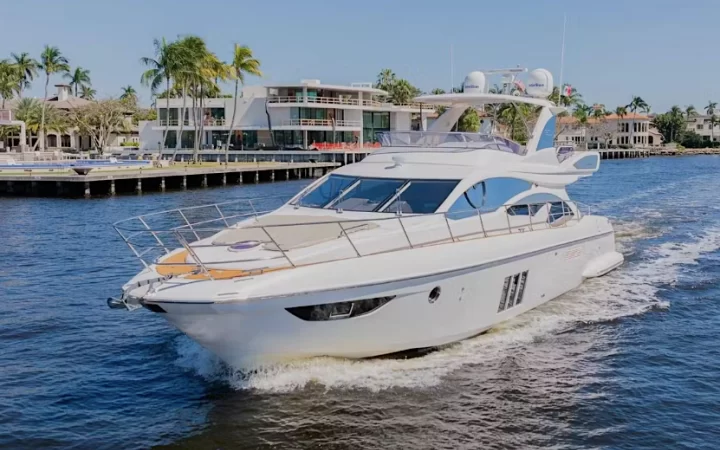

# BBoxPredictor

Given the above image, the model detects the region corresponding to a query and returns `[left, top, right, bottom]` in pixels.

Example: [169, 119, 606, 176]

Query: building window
[61, 134, 71, 148]
[363, 111, 390, 143]
[47, 134, 57, 148]
[698, 124, 704, 130]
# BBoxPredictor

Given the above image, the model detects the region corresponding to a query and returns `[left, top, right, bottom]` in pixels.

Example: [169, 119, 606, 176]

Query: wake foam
[172, 226, 720, 393]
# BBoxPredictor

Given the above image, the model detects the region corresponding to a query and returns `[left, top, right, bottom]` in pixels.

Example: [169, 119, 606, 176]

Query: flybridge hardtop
[108, 67, 622, 369]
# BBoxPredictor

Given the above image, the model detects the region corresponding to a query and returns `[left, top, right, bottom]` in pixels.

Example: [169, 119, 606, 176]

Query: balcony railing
[158, 118, 227, 127]
[281, 119, 361, 127]
[268, 96, 367, 106]
[266, 96, 431, 110]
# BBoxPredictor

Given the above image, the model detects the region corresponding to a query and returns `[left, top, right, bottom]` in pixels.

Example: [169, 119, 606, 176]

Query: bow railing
[113, 197, 590, 279]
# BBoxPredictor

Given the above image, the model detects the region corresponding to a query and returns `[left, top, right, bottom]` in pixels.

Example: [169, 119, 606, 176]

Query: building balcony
[280, 119, 362, 128]
[267, 96, 433, 111]
[267, 95, 382, 108]
[157, 118, 228, 127]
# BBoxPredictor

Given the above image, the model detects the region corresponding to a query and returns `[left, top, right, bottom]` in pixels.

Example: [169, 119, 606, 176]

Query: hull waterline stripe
[145, 230, 614, 305]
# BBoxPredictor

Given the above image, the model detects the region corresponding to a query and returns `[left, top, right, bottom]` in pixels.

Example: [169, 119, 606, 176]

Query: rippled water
[2, 156, 720, 449]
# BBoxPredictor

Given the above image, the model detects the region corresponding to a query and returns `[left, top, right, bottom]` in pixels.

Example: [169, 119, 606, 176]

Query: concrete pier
[0, 161, 338, 198]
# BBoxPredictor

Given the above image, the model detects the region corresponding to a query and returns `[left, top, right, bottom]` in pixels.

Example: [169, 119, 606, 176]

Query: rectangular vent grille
[498, 271, 529, 312]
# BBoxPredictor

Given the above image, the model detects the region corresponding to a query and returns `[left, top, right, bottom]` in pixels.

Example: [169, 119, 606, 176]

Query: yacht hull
[146, 220, 620, 368]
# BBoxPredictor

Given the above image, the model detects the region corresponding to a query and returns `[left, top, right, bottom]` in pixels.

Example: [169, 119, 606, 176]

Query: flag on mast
[563, 84, 572, 97]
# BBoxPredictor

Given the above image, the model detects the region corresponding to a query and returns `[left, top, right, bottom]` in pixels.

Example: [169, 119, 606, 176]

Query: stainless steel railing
[113, 197, 590, 280]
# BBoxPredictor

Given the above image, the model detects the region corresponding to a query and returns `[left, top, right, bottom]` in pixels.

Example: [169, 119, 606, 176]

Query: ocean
[1, 156, 719, 449]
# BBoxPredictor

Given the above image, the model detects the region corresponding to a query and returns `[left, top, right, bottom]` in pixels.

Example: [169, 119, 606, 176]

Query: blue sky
[2, 0, 718, 112]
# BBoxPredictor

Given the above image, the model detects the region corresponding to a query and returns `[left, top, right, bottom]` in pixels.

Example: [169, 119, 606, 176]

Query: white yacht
[110, 68, 623, 369]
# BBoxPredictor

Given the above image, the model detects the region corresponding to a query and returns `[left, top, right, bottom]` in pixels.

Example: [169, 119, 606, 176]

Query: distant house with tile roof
[556, 112, 663, 148]
[0, 84, 140, 152]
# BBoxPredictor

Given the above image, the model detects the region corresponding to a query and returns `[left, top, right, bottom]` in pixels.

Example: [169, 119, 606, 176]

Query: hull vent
[498, 271, 529, 312]
[287, 296, 395, 321]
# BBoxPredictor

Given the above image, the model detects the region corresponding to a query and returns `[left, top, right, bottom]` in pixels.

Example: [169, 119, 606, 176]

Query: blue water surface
[1, 156, 720, 449]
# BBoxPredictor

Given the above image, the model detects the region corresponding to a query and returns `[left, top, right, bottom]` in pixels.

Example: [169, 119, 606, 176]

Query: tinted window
[296, 175, 356, 208]
[447, 177, 531, 219]
[507, 193, 564, 216]
[383, 180, 459, 214]
[332, 178, 405, 212]
[482, 178, 532, 211]
[447, 182, 484, 220]
[549, 201, 574, 223]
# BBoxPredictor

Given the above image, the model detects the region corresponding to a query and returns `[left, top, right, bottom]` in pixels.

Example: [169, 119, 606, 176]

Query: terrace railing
[158, 118, 228, 127]
[113, 197, 590, 280]
[281, 119, 362, 127]
[266, 96, 433, 110]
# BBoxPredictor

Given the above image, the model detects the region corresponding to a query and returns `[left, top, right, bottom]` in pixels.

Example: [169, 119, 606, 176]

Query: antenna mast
[558, 13, 567, 103]
[450, 44, 454, 93]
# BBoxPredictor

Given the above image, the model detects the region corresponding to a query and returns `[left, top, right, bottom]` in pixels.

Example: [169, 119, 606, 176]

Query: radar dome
[526, 68, 553, 98]
[463, 71, 486, 94]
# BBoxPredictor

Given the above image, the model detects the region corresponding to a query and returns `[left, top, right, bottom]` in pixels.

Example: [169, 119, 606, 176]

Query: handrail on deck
[113, 196, 591, 280]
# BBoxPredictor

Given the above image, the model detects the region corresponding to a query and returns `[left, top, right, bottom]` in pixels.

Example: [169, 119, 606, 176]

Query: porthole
[428, 286, 441, 303]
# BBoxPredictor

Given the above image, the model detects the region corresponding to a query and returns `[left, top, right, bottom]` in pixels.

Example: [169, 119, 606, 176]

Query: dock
[0, 161, 338, 198]
[597, 148, 650, 160]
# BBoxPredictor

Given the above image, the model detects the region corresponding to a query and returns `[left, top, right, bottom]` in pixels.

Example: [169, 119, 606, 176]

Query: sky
[2, 0, 719, 112]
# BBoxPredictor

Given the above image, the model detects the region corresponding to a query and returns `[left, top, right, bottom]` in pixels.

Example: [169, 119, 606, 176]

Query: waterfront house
[685, 114, 720, 142]
[556, 113, 663, 148]
[1, 85, 141, 153]
[144, 79, 430, 151]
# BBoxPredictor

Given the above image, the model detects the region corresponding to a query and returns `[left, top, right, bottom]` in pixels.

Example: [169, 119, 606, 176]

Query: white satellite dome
[463, 71, 486, 94]
[526, 68, 554, 98]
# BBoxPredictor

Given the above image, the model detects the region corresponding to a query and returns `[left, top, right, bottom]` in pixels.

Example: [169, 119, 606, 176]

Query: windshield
[295, 175, 459, 213]
[295, 175, 356, 208]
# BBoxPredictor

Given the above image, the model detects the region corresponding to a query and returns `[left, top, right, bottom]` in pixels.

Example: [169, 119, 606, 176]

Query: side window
[549, 201, 574, 223]
[383, 180, 459, 214]
[447, 178, 531, 219]
[448, 182, 485, 220]
[482, 178, 532, 212]
[507, 193, 564, 216]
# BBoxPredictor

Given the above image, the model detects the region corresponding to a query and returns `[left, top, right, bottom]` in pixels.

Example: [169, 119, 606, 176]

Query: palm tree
[614, 106, 627, 146]
[705, 102, 718, 143]
[0, 60, 21, 109]
[11, 52, 39, 97]
[64, 66, 91, 97]
[79, 85, 96, 100]
[120, 85, 138, 105]
[141, 37, 184, 149]
[225, 44, 262, 163]
[375, 69, 396, 92]
[626, 96, 648, 147]
[669, 105, 684, 142]
[15, 98, 67, 150]
[194, 52, 231, 161]
[550, 85, 583, 107]
[390, 79, 413, 105]
[710, 115, 720, 146]
[705, 101, 717, 116]
[685, 105, 697, 120]
[14, 98, 42, 149]
[39, 45, 70, 151]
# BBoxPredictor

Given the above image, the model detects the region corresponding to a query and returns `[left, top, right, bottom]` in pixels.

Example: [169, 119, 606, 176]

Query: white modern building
[144, 79, 430, 151]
